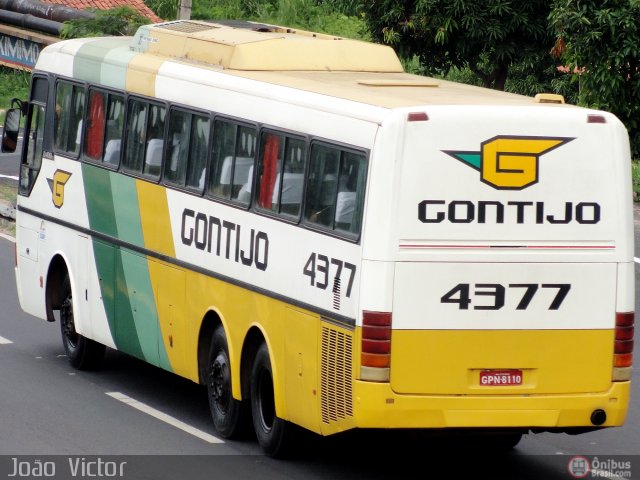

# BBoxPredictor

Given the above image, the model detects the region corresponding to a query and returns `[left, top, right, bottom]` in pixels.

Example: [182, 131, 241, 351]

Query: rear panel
[364, 105, 633, 405]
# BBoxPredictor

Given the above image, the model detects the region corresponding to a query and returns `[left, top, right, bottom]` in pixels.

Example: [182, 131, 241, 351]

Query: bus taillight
[613, 312, 634, 381]
[361, 311, 391, 382]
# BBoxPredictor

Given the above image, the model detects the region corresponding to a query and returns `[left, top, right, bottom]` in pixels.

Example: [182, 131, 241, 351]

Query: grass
[0, 67, 30, 111]
[0, 179, 17, 204]
[632, 161, 640, 200]
[0, 179, 16, 237]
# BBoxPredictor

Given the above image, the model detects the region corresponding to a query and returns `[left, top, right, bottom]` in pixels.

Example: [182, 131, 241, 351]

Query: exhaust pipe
[590, 409, 607, 426]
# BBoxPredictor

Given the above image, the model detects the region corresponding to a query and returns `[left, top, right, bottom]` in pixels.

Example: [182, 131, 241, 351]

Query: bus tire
[207, 326, 247, 438]
[250, 343, 294, 457]
[59, 274, 105, 370]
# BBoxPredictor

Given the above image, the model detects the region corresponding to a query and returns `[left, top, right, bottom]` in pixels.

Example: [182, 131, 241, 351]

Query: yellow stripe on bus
[136, 180, 187, 375]
[126, 54, 165, 97]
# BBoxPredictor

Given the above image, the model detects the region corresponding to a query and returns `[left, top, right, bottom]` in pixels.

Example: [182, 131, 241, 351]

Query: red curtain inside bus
[86, 91, 105, 160]
[259, 134, 280, 209]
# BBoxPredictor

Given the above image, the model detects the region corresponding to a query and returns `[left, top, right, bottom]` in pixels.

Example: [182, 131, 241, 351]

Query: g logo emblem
[444, 136, 574, 190]
[48, 170, 72, 208]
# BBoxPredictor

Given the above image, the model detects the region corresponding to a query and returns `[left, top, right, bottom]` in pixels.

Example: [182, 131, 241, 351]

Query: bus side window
[210, 119, 237, 199]
[209, 120, 255, 206]
[84, 90, 106, 161]
[103, 94, 124, 166]
[335, 151, 366, 234]
[123, 99, 148, 173]
[124, 100, 165, 179]
[280, 138, 306, 217]
[165, 109, 191, 186]
[143, 104, 166, 178]
[54, 81, 85, 157]
[304, 144, 366, 237]
[185, 115, 210, 192]
[256, 132, 305, 217]
[257, 132, 284, 212]
[304, 144, 340, 228]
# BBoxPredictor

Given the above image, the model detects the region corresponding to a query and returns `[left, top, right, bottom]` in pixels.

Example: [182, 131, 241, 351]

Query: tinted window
[54, 81, 85, 156]
[104, 95, 124, 166]
[165, 110, 210, 192]
[256, 132, 306, 218]
[165, 109, 190, 185]
[209, 120, 255, 206]
[84, 90, 105, 161]
[186, 115, 210, 191]
[304, 144, 366, 236]
[123, 99, 165, 178]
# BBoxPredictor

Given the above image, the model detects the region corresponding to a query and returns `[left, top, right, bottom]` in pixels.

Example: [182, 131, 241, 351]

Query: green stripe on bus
[73, 38, 134, 90]
[82, 164, 171, 371]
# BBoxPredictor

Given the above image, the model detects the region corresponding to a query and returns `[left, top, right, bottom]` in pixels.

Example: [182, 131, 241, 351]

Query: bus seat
[335, 191, 356, 225]
[236, 165, 254, 204]
[273, 172, 304, 204]
[104, 139, 121, 165]
[220, 156, 254, 185]
[145, 138, 163, 175]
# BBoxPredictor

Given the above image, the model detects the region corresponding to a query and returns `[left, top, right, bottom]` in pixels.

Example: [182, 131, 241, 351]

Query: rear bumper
[352, 380, 630, 429]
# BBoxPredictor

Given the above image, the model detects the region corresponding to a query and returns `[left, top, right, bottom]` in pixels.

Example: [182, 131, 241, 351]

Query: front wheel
[250, 343, 294, 457]
[59, 274, 105, 370]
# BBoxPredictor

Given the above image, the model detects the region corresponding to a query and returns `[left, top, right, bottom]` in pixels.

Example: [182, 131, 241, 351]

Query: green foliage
[61, 7, 151, 38]
[0, 66, 30, 112]
[550, 0, 640, 157]
[145, 0, 179, 20]
[358, 0, 556, 91]
[191, 0, 369, 39]
[632, 161, 640, 197]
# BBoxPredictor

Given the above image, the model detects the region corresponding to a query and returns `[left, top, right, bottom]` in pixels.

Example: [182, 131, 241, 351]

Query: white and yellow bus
[2, 20, 634, 456]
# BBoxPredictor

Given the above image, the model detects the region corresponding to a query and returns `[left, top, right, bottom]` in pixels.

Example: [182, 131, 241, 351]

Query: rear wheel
[250, 343, 294, 457]
[207, 326, 247, 438]
[59, 274, 105, 370]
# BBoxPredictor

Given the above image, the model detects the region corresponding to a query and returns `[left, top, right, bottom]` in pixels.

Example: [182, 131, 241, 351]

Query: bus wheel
[59, 274, 105, 370]
[250, 343, 293, 457]
[207, 326, 246, 438]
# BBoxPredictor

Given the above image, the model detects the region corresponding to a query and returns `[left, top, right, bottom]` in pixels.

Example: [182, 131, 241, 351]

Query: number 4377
[441, 283, 571, 311]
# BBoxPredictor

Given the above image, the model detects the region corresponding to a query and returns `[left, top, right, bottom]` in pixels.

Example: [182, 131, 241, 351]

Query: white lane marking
[0, 335, 13, 344]
[0, 174, 18, 180]
[106, 391, 224, 444]
[634, 257, 640, 264]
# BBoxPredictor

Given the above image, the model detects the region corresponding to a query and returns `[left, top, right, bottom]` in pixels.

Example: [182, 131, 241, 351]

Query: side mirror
[2, 108, 21, 154]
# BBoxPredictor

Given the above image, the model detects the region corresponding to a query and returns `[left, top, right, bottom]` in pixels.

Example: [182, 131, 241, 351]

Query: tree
[550, 0, 640, 157]
[61, 7, 150, 38]
[359, 0, 555, 90]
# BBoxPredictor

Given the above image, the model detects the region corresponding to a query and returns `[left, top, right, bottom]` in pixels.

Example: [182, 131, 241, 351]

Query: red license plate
[479, 369, 523, 386]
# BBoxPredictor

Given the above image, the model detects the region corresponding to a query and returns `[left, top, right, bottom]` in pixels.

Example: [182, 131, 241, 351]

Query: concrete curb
[0, 199, 16, 220]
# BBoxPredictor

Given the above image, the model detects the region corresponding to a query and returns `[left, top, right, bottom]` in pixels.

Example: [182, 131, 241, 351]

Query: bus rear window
[304, 143, 366, 237]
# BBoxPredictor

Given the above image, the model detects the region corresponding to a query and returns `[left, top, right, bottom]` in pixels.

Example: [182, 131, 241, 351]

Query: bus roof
[132, 20, 404, 72]
[38, 20, 570, 111]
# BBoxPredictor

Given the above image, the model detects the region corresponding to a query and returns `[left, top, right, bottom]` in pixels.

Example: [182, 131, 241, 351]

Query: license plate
[479, 369, 523, 386]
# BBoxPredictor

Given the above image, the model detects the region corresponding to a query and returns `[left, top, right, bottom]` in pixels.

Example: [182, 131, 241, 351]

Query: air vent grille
[156, 21, 216, 34]
[320, 325, 353, 424]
